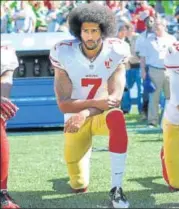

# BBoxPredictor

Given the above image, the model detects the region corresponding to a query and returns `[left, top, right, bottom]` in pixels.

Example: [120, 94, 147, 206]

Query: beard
[81, 37, 102, 50]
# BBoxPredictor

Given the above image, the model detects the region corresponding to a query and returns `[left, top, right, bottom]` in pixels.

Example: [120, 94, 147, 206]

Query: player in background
[0, 45, 20, 208]
[50, 2, 130, 208]
[161, 41, 179, 191]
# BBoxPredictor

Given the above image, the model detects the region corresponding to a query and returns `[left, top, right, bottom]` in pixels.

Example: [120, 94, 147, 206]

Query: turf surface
[7, 113, 179, 208]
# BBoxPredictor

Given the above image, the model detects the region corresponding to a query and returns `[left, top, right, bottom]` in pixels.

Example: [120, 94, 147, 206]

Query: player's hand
[95, 96, 120, 111]
[64, 112, 87, 133]
[0, 97, 19, 121]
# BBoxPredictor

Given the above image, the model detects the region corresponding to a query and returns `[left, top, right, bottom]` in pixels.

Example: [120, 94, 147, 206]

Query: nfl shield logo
[89, 64, 94, 69]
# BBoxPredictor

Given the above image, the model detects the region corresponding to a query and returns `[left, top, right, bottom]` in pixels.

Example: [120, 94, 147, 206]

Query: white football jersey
[50, 38, 130, 101]
[164, 41, 179, 124]
[164, 41, 179, 73]
[1, 45, 19, 76]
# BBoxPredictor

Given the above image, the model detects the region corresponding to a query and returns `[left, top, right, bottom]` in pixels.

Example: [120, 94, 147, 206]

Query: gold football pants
[163, 118, 179, 188]
[64, 108, 120, 190]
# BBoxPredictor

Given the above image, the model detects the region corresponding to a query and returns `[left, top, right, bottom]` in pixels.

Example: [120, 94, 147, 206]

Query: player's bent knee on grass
[162, 119, 179, 189]
[64, 108, 128, 191]
[64, 119, 92, 190]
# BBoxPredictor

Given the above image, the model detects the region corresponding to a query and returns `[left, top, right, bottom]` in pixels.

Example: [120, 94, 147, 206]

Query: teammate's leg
[162, 118, 179, 190]
[0, 118, 20, 208]
[0, 119, 9, 191]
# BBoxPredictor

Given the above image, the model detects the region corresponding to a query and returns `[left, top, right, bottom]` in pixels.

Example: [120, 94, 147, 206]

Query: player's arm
[79, 107, 103, 118]
[1, 70, 14, 98]
[54, 67, 102, 113]
[1, 70, 18, 121]
[1, 45, 18, 97]
[107, 63, 126, 106]
[170, 72, 179, 112]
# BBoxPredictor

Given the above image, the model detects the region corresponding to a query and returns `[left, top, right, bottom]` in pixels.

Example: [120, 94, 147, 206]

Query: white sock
[110, 152, 127, 189]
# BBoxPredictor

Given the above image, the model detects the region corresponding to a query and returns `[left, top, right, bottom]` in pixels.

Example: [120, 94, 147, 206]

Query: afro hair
[68, 2, 117, 40]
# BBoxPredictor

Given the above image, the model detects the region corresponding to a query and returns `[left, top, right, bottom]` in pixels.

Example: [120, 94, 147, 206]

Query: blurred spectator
[45, 1, 75, 32]
[45, 1, 64, 32]
[125, 23, 142, 114]
[175, 7, 179, 21]
[135, 12, 155, 56]
[154, 0, 165, 14]
[88, 0, 106, 5]
[135, 12, 155, 120]
[162, 0, 178, 20]
[133, 0, 155, 33]
[140, 17, 176, 127]
[117, 21, 130, 46]
[29, 1, 48, 32]
[106, 0, 117, 10]
[12, 1, 36, 33]
[126, 1, 137, 14]
[58, 1, 75, 21]
[116, 22, 131, 113]
[1, 2, 9, 33]
[1, 1, 16, 33]
[115, 0, 132, 23]
[44, 0, 52, 10]
[175, 9, 179, 40]
[75, 0, 89, 6]
[1, 0, 178, 35]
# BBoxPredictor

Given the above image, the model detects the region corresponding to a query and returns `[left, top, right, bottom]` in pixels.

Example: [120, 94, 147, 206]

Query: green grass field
[7, 113, 179, 208]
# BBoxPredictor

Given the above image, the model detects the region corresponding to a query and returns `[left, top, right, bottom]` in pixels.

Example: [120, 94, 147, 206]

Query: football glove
[0, 96, 18, 121]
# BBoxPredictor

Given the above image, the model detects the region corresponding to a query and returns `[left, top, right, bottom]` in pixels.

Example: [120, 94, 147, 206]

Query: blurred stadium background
[1, 0, 179, 208]
[1, 0, 179, 129]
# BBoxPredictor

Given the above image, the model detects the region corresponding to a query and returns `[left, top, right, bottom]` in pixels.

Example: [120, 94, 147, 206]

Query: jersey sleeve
[49, 43, 66, 70]
[164, 41, 179, 72]
[170, 72, 179, 107]
[112, 40, 131, 65]
[1, 45, 19, 76]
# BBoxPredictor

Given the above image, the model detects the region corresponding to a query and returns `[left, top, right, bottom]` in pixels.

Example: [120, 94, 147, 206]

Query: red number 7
[81, 78, 102, 99]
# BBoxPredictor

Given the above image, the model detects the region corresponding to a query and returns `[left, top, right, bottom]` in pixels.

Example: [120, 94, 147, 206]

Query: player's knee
[106, 109, 128, 153]
[106, 109, 125, 129]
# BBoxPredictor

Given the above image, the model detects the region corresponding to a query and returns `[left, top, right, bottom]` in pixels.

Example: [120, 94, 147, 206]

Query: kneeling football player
[50, 2, 131, 208]
[161, 41, 179, 191]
